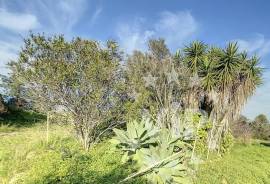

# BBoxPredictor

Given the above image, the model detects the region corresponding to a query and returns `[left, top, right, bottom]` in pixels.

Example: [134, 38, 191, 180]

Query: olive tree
[9, 34, 123, 150]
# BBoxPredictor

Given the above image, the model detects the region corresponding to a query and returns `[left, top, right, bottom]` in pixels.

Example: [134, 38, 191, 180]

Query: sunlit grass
[0, 122, 143, 184]
[1, 114, 269, 184]
[195, 141, 270, 184]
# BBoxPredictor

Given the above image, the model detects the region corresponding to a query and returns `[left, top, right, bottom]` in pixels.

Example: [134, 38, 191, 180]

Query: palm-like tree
[241, 55, 263, 90]
[215, 42, 240, 90]
[210, 43, 262, 152]
[201, 47, 221, 92]
[182, 42, 263, 152]
[184, 41, 208, 75]
[233, 54, 263, 118]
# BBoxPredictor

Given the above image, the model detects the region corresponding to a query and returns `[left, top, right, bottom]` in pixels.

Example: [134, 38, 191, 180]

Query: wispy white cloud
[90, 6, 102, 25]
[116, 17, 155, 53]
[0, 0, 92, 75]
[0, 8, 39, 31]
[0, 39, 20, 75]
[154, 11, 197, 50]
[234, 34, 270, 57]
[31, 0, 87, 35]
[116, 11, 198, 53]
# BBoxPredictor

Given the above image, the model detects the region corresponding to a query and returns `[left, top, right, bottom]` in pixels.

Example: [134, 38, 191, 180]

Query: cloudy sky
[0, 0, 269, 119]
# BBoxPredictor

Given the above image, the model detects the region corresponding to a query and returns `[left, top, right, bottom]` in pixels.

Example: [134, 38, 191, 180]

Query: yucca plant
[111, 118, 160, 161]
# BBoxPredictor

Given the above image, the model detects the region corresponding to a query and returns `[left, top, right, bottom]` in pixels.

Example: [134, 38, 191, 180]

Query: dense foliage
[8, 34, 124, 150]
[232, 114, 270, 142]
[124, 39, 262, 154]
[3, 33, 265, 183]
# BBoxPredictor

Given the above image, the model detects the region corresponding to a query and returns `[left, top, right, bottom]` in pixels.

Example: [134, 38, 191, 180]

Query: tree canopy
[8, 34, 263, 151]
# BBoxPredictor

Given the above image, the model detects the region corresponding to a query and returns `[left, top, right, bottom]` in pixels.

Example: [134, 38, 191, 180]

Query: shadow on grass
[260, 142, 270, 147]
[0, 110, 46, 127]
[78, 167, 147, 184]
[39, 168, 146, 184]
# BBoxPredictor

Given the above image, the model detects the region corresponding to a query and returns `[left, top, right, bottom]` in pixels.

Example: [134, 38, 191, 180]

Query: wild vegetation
[232, 114, 270, 143]
[0, 33, 269, 183]
[0, 116, 269, 184]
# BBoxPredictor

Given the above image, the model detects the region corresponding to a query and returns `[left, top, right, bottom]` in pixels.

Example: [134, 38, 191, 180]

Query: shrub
[231, 115, 252, 144]
[0, 94, 8, 114]
[220, 131, 234, 154]
[251, 114, 270, 140]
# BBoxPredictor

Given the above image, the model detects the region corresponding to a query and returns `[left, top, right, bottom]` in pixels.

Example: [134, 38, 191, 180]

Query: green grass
[0, 112, 269, 184]
[0, 120, 144, 184]
[195, 142, 270, 184]
[0, 110, 45, 132]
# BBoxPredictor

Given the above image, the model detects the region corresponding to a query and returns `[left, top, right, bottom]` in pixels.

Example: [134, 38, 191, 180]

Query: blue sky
[0, 0, 269, 119]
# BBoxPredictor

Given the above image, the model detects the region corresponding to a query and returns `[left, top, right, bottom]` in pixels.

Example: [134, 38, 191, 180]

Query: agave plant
[111, 118, 160, 161]
[134, 147, 189, 184]
[123, 129, 190, 184]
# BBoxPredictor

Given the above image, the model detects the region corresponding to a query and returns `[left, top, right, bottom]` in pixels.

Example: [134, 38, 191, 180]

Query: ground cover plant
[0, 119, 269, 184]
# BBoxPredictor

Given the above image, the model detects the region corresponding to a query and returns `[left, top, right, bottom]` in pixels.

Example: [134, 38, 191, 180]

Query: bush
[0, 110, 45, 128]
[22, 141, 142, 184]
[231, 115, 252, 144]
[251, 114, 270, 140]
[232, 114, 270, 142]
[220, 131, 234, 154]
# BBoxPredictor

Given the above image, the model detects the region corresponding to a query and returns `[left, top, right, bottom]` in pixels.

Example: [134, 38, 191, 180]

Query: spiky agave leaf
[111, 118, 160, 160]
[133, 145, 190, 184]
[127, 128, 191, 184]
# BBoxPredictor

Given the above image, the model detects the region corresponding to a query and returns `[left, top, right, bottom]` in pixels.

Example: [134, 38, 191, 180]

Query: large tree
[9, 34, 123, 150]
[183, 41, 263, 152]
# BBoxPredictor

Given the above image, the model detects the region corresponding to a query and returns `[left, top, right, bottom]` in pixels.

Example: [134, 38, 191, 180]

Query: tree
[231, 115, 252, 143]
[148, 38, 170, 60]
[125, 39, 191, 129]
[183, 41, 207, 75]
[252, 114, 270, 140]
[183, 42, 262, 152]
[183, 41, 208, 110]
[125, 40, 262, 153]
[9, 34, 123, 150]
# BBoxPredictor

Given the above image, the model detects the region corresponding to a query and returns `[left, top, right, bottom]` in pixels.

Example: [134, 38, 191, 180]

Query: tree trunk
[46, 111, 50, 143]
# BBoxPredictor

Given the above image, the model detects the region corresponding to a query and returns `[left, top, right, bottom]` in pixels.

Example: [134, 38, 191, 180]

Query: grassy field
[196, 142, 270, 184]
[0, 112, 270, 184]
[0, 113, 144, 184]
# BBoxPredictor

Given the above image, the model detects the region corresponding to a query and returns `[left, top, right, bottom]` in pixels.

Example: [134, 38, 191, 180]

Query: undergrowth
[0, 123, 144, 184]
[0, 112, 269, 184]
